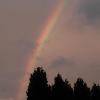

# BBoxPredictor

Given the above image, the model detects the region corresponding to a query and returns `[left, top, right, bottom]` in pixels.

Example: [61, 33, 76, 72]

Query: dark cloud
[49, 57, 74, 68]
[79, 0, 100, 21]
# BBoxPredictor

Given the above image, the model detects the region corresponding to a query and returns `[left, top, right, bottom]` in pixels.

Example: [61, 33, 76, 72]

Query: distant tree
[26, 67, 50, 100]
[52, 74, 73, 100]
[91, 84, 100, 100]
[74, 78, 90, 100]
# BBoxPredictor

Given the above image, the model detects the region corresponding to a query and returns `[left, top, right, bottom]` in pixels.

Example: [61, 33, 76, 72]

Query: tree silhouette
[91, 84, 100, 100]
[52, 74, 73, 100]
[26, 67, 50, 100]
[74, 78, 90, 100]
[26, 67, 100, 100]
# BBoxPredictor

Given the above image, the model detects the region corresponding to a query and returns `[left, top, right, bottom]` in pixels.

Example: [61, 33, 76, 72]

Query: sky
[0, 0, 100, 100]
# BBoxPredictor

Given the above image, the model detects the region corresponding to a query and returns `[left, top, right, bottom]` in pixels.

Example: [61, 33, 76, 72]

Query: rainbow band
[16, 1, 65, 100]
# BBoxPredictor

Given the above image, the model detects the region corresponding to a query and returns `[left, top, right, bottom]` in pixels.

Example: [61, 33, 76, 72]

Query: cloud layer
[79, 0, 100, 21]
[36, 0, 100, 85]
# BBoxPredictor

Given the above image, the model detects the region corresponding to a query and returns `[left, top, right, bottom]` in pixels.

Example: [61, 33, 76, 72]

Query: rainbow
[16, 0, 65, 100]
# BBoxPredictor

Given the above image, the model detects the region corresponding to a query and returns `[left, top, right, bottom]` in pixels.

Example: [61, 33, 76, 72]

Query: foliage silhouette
[91, 84, 100, 100]
[26, 67, 50, 100]
[27, 67, 100, 100]
[52, 74, 73, 100]
[74, 78, 90, 100]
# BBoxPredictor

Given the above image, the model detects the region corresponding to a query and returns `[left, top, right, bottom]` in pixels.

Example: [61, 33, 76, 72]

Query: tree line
[26, 67, 100, 100]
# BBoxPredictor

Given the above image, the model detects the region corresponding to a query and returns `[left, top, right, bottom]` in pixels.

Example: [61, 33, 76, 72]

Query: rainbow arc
[16, 1, 65, 100]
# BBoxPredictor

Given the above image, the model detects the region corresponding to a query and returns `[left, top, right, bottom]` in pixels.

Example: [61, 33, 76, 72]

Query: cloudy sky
[0, 0, 100, 100]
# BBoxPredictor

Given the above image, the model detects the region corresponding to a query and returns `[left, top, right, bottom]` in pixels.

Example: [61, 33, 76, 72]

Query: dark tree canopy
[26, 67, 100, 100]
[91, 84, 100, 100]
[52, 74, 73, 100]
[26, 67, 50, 100]
[74, 78, 90, 100]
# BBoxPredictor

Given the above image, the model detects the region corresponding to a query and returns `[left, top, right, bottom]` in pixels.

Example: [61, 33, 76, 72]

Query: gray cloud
[49, 57, 74, 68]
[78, 0, 100, 22]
